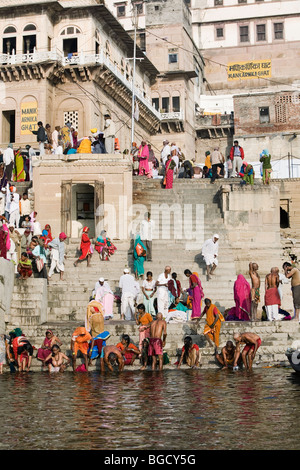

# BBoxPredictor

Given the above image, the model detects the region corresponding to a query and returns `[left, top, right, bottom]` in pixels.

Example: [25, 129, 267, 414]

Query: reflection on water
[0, 368, 300, 450]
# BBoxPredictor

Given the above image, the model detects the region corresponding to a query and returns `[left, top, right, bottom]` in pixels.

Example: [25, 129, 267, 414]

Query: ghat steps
[5, 177, 299, 369]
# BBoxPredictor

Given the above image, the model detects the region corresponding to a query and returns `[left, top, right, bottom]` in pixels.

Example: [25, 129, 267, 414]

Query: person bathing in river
[148, 312, 167, 371]
[177, 336, 200, 369]
[100, 345, 124, 372]
[215, 340, 241, 369]
[44, 344, 70, 372]
[233, 332, 261, 371]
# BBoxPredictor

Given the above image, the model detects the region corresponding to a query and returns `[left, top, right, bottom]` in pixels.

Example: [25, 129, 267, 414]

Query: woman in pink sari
[184, 270, 204, 322]
[164, 155, 176, 189]
[226, 274, 251, 321]
[138, 141, 150, 177]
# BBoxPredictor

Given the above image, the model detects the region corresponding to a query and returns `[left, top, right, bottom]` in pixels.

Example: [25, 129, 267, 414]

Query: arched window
[4, 26, 16, 34]
[3, 26, 17, 54]
[23, 24, 37, 54]
[60, 26, 81, 57]
[105, 40, 111, 59]
[95, 29, 101, 54]
[23, 24, 36, 32]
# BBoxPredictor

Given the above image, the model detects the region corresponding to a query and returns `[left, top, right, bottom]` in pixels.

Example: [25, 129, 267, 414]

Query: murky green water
[0, 368, 299, 450]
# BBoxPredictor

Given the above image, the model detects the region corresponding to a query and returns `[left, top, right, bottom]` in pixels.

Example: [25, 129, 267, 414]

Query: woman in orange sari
[74, 226, 92, 267]
[201, 298, 224, 350]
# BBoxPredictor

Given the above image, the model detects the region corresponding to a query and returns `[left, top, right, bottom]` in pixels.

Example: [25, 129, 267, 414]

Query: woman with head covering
[13, 148, 26, 182]
[133, 234, 147, 279]
[226, 274, 251, 321]
[48, 232, 67, 281]
[74, 226, 92, 267]
[164, 154, 176, 189]
[37, 329, 62, 366]
[184, 270, 204, 322]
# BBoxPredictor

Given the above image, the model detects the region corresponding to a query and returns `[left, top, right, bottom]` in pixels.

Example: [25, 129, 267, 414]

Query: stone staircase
[5, 177, 300, 370]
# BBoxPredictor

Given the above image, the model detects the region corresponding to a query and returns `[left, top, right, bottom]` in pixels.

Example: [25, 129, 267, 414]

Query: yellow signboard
[227, 60, 271, 81]
[20, 101, 38, 135]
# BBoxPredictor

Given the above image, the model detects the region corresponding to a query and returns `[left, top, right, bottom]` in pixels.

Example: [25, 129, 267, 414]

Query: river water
[0, 367, 299, 451]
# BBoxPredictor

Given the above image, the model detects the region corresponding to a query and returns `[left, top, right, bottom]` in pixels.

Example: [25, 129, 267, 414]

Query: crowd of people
[130, 138, 273, 189]
[1, 219, 299, 373]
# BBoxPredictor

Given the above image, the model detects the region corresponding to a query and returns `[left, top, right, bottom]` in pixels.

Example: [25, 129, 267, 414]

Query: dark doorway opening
[63, 38, 78, 57]
[2, 110, 15, 143]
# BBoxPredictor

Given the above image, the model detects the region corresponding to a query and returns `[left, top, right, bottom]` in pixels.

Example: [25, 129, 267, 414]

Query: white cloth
[9, 210, 20, 228]
[161, 144, 171, 166]
[165, 310, 188, 323]
[157, 290, 169, 316]
[265, 304, 280, 321]
[48, 248, 64, 277]
[233, 156, 243, 176]
[119, 273, 137, 296]
[278, 273, 289, 301]
[121, 292, 135, 320]
[20, 198, 31, 216]
[0, 194, 5, 215]
[52, 130, 59, 151]
[140, 219, 154, 241]
[9, 192, 19, 214]
[201, 238, 219, 266]
[3, 147, 14, 166]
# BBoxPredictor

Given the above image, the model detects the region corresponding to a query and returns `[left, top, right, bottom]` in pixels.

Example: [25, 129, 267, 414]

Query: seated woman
[95, 230, 116, 261]
[44, 344, 70, 373]
[116, 334, 140, 366]
[177, 336, 200, 369]
[40, 224, 53, 248]
[37, 329, 62, 366]
[239, 162, 254, 185]
[17, 252, 33, 280]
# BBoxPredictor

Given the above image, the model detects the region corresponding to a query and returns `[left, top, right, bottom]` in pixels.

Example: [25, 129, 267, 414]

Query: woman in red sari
[164, 155, 176, 189]
[74, 226, 92, 267]
[184, 269, 204, 322]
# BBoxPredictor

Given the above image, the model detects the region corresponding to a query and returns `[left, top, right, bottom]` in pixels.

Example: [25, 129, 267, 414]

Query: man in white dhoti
[156, 266, 171, 316]
[119, 268, 137, 321]
[201, 234, 219, 280]
[48, 233, 67, 281]
[95, 277, 114, 320]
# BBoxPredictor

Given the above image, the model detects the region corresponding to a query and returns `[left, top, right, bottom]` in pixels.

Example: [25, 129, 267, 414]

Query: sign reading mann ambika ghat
[21, 101, 38, 135]
[227, 60, 271, 80]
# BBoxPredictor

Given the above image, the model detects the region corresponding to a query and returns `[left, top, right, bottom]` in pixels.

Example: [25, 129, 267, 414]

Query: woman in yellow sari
[201, 298, 224, 349]
[14, 149, 25, 182]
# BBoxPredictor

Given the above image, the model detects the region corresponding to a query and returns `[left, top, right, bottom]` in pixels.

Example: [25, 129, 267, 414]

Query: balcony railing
[0, 49, 161, 120]
[160, 110, 185, 121]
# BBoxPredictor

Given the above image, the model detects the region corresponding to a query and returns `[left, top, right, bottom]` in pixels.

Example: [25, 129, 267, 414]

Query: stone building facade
[0, 0, 160, 149]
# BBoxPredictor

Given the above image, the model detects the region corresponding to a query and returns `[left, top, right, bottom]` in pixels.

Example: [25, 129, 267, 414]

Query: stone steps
[4, 320, 298, 371]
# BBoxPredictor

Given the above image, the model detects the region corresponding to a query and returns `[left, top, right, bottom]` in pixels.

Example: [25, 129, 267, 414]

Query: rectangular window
[274, 22, 284, 40]
[139, 33, 146, 51]
[238, 0, 247, 3]
[172, 96, 180, 113]
[162, 97, 169, 113]
[168, 53, 178, 64]
[152, 97, 159, 111]
[259, 107, 270, 124]
[256, 24, 266, 41]
[117, 5, 126, 17]
[214, 0, 223, 5]
[240, 25, 249, 43]
[134, 2, 143, 15]
[216, 27, 224, 38]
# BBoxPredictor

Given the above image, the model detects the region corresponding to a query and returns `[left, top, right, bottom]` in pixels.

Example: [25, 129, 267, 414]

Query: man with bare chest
[283, 262, 300, 321]
[249, 262, 260, 321]
[149, 313, 167, 370]
[264, 268, 281, 321]
[233, 332, 261, 371]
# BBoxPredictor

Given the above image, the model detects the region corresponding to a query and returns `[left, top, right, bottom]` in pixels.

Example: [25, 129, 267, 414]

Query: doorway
[2, 110, 15, 143]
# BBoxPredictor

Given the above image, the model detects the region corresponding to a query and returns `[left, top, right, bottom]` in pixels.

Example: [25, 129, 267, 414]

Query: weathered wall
[0, 258, 15, 334]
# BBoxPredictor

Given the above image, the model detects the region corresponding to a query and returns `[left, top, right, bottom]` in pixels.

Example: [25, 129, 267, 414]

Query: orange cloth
[116, 342, 139, 352]
[137, 312, 153, 326]
[77, 138, 91, 154]
[203, 303, 224, 347]
[72, 327, 92, 355]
